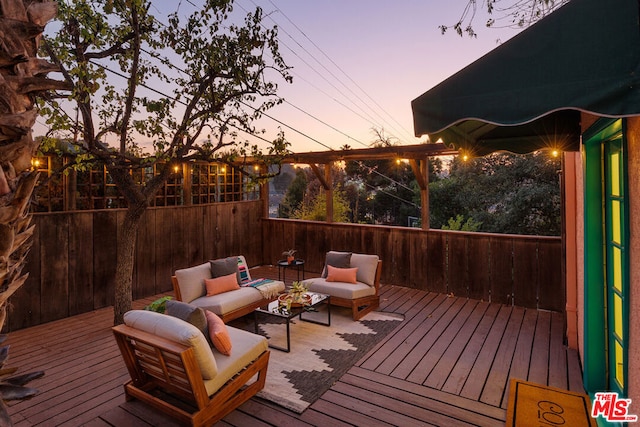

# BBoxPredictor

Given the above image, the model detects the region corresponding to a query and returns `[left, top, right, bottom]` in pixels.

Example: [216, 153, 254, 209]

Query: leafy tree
[41, 0, 291, 324]
[278, 167, 308, 218]
[430, 152, 561, 235]
[441, 0, 570, 37]
[292, 186, 351, 223]
[442, 214, 483, 231]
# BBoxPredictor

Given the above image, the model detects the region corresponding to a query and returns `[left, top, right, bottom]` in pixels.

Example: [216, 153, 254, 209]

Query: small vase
[287, 255, 294, 264]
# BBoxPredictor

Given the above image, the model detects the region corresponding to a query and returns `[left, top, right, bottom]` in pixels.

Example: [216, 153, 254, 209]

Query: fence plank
[135, 209, 156, 299]
[513, 239, 538, 308]
[426, 232, 447, 294]
[154, 208, 175, 292]
[93, 211, 118, 309]
[40, 214, 70, 323]
[538, 240, 564, 311]
[490, 237, 514, 305]
[448, 233, 468, 298]
[68, 212, 94, 315]
[468, 235, 491, 302]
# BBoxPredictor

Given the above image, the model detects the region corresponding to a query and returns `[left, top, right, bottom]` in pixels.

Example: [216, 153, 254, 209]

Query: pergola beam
[279, 142, 456, 164]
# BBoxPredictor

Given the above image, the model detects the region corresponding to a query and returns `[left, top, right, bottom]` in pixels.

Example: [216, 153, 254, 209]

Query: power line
[263, 0, 417, 143]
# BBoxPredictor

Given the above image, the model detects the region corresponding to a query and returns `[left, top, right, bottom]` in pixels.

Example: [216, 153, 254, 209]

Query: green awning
[411, 0, 640, 156]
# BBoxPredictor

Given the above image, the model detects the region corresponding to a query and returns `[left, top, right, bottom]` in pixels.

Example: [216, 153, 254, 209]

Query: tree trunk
[113, 203, 145, 325]
[0, 0, 68, 332]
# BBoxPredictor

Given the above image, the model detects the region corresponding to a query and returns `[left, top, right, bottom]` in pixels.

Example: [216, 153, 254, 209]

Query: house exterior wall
[626, 117, 640, 404]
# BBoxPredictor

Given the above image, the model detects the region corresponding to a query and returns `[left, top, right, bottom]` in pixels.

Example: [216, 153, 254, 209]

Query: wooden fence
[5, 205, 563, 332]
[6, 201, 264, 332]
[262, 219, 563, 312]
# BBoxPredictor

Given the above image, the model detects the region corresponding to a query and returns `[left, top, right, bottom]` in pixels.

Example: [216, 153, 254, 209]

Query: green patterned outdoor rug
[231, 305, 403, 413]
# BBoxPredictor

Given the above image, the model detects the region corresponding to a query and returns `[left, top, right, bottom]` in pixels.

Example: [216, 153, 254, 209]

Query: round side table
[277, 259, 305, 282]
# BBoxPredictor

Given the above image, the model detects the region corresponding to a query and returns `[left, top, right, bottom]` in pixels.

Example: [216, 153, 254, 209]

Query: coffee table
[253, 291, 330, 352]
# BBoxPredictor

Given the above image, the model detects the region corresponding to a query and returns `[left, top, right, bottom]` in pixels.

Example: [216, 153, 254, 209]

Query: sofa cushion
[205, 272, 240, 296]
[326, 265, 358, 284]
[123, 310, 217, 380]
[321, 251, 352, 278]
[205, 310, 232, 356]
[174, 262, 211, 303]
[210, 256, 240, 283]
[350, 253, 380, 286]
[165, 299, 209, 337]
[304, 277, 376, 300]
[203, 326, 267, 396]
[189, 287, 265, 317]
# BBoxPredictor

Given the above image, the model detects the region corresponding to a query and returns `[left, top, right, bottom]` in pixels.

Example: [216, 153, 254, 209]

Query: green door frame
[582, 118, 630, 397]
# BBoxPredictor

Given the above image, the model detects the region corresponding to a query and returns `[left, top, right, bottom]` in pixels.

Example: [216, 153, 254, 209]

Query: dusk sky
[248, 0, 523, 152]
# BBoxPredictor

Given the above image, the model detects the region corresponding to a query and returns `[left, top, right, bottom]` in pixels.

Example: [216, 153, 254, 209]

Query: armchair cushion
[326, 265, 358, 283]
[350, 253, 380, 286]
[304, 277, 376, 300]
[321, 251, 352, 278]
[205, 272, 240, 296]
[123, 309, 218, 380]
[203, 326, 268, 396]
[174, 262, 211, 303]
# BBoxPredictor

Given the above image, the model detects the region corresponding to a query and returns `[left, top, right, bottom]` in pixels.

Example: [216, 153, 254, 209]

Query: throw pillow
[321, 251, 352, 278]
[205, 272, 240, 296]
[165, 300, 208, 337]
[205, 310, 232, 356]
[210, 256, 238, 277]
[326, 265, 358, 284]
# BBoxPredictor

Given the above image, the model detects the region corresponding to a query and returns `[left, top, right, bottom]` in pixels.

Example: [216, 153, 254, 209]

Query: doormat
[506, 379, 597, 426]
[231, 306, 403, 413]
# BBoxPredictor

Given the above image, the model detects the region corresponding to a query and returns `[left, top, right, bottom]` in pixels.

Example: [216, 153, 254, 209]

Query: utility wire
[263, 0, 417, 143]
[240, 0, 406, 145]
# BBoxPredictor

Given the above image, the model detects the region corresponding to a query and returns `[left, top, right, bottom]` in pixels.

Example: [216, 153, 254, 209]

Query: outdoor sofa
[171, 255, 285, 323]
[303, 251, 382, 320]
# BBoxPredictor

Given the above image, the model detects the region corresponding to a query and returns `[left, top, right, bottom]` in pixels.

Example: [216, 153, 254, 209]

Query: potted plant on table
[278, 281, 310, 309]
[282, 249, 297, 264]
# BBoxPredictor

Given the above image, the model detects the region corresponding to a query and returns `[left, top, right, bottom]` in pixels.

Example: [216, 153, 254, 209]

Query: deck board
[405, 299, 480, 384]
[458, 304, 512, 401]
[479, 305, 526, 407]
[423, 301, 490, 389]
[6, 268, 585, 426]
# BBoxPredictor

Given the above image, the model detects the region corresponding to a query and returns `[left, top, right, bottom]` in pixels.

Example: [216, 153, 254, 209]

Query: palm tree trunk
[0, 0, 69, 331]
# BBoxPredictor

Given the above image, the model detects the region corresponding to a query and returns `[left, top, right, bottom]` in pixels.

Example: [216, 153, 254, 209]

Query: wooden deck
[7, 266, 584, 426]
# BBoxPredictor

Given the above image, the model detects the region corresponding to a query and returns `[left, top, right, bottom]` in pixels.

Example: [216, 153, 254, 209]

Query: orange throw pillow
[205, 272, 239, 296]
[205, 310, 232, 356]
[326, 265, 358, 284]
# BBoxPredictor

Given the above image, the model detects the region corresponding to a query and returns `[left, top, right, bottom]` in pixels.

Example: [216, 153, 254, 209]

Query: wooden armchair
[113, 310, 269, 426]
[304, 252, 382, 320]
[333, 259, 382, 320]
